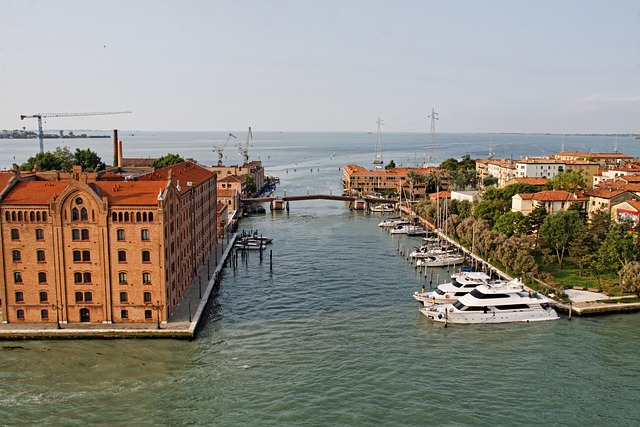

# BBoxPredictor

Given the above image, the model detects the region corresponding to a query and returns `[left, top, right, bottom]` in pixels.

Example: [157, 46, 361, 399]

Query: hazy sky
[2, 0, 639, 133]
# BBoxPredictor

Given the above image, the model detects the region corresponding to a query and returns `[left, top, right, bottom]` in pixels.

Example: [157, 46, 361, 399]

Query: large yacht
[413, 271, 506, 305]
[419, 279, 560, 324]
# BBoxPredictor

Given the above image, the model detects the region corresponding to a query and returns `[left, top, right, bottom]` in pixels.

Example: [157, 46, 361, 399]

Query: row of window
[10, 228, 152, 242]
[14, 291, 154, 304]
[13, 271, 152, 285]
[14, 308, 156, 320]
[5, 211, 48, 222]
[112, 211, 155, 222]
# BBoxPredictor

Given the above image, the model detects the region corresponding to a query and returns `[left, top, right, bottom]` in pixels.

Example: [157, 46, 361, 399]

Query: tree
[20, 146, 74, 171]
[546, 170, 586, 193]
[596, 221, 637, 272]
[385, 159, 396, 170]
[483, 174, 499, 187]
[150, 153, 184, 169]
[242, 173, 257, 196]
[539, 210, 583, 269]
[494, 211, 531, 237]
[620, 263, 640, 297]
[74, 148, 105, 172]
[569, 230, 595, 276]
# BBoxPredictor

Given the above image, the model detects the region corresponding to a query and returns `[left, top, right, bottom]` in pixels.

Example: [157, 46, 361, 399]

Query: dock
[0, 234, 239, 340]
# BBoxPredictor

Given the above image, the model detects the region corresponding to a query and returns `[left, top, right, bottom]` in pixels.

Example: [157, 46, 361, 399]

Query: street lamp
[152, 300, 163, 329]
[51, 302, 62, 329]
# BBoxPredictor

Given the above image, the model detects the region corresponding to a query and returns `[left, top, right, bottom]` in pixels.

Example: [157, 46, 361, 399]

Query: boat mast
[373, 118, 384, 170]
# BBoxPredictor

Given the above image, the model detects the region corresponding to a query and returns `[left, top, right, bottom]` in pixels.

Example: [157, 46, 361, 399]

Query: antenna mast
[428, 108, 439, 163]
[373, 118, 384, 170]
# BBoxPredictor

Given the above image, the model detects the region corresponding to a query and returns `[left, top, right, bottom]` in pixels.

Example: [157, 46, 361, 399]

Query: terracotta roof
[511, 177, 548, 186]
[344, 164, 435, 177]
[137, 161, 214, 194]
[219, 175, 242, 183]
[555, 151, 633, 159]
[515, 193, 536, 200]
[531, 190, 587, 202]
[622, 199, 640, 212]
[217, 189, 235, 197]
[1, 181, 70, 205]
[429, 191, 451, 200]
[0, 171, 15, 190]
[585, 187, 628, 199]
[93, 181, 164, 206]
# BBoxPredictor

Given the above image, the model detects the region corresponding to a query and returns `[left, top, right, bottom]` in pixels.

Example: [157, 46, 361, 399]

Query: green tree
[596, 221, 637, 272]
[385, 159, 396, 170]
[20, 146, 75, 171]
[620, 262, 640, 297]
[539, 210, 583, 269]
[483, 174, 499, 187]
[569, 230, 595, 277]
[494, 211, 531, 237]
[74, 148, 106, 172]
[242, 173, 257, 196]
[150, 153, 184, 169]
[546, 170, 586, 193]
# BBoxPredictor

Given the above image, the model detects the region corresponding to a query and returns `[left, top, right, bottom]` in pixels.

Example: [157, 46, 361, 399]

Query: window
[12, 250, 21, 262]
[144, 292, 152, 303]
[145, 310, 152, 319]
[37, 250, 46, 262]
[80, 207, 88, 221]
[121, 309, 129, 319]
[75, 197, 83, 205]
[141, 229, 150, 241]
[75, 291, 83, 302]
[72, 229, 80, 240]
[73, 250, 81, 262]
[15, 291, 24, 302]
[16, 310, 24, 319]
[14, 272, 23, 283]
[72, 207, 79, 221]
[38, 272, 47, 283]
[120, 292, 128, 303]
[142, 272, 151, 284]
[11, 228, 19, 240]
[142, 251, 150, 263]
[81, 229, 89, 240]
[83, 272, 92, 283]
[39, 291, 48, 303]
[82, 251, 90, 262]
[41, 309, 49, 320]
[84, 292, 92, 302]
[118, 251, 127, 262]
[36, 228, 44, 240]
[117, 229, 125, 241]
[119, 272, 127, 284]
[74, 272, 83, 283]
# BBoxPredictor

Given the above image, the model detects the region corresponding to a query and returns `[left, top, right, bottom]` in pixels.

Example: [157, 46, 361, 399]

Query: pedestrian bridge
[241, 194, 398, 211]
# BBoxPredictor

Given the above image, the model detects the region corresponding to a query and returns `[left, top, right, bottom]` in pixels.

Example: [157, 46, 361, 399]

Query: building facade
[0, 162, 217, 325]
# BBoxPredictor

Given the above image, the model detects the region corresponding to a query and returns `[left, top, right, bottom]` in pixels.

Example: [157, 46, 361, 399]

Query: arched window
[29, 211, 35, 221]
[118, 251, 127, 262]
[118, 212, 123, 222]
[5, 212, 9, 221]
[41, 309, 49, 320]
[136, 212, 141, 222]
[39, 291, 48, 303]
[148, 212, 153, 222]
[72, 208, 79, 220]
[12, 250, 21, 262]
[42, 212, 47, 221]
[80, 208, 88, 221]
[142, 212, 148, 222]
[36, 211, 41, 221]
[121, 309, 129, 319]
[17, 211, 23, 221]
[142, 250, 150, 263]
[38, 272, 47, 283]
[124, 212, 129, 222]
[11, 211, 16, 221]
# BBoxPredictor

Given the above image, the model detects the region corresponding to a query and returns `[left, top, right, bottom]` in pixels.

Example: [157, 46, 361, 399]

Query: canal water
[1, 131, 640, 426]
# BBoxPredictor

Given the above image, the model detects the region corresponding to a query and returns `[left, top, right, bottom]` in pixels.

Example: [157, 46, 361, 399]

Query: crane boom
[213, 133, 236, 166]
[239, 126, 253, 164]
[20, 111, 132, 153]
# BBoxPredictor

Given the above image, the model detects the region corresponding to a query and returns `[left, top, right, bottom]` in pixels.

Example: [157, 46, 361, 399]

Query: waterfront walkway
[0, 233, 239, 340]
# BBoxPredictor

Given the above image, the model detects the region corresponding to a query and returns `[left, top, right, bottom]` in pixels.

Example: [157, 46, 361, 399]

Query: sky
[1, 0, 639, 134]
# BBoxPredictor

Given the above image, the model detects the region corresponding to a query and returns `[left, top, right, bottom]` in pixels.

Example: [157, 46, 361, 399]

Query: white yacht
[390, 224, 423, 234]
[370, 203, 395, 213]
[419, 279, 560, 324]
[413, 272, 507, 305]
[415, 254, 465, 268]
[378, 218, 407, 228]
[409, 245, 456, 259]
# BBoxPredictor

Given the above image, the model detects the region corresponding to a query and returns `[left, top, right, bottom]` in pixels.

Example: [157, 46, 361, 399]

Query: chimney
[118, 140, 123, 168]
[113, 129, 118, 166]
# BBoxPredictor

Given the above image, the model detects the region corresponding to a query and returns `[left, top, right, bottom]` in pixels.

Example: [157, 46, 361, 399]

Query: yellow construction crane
[20, 111, 132, 153]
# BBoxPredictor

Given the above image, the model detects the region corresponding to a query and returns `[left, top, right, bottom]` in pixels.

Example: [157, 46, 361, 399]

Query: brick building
[0, 161, 217, 326]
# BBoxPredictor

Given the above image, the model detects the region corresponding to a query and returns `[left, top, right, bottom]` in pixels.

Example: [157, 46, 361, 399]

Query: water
[2, 132, 640, 426]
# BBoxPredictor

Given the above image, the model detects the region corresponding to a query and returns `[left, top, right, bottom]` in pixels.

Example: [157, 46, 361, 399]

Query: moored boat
[413, 271, 507, 305]
[419, 279, 560, 324]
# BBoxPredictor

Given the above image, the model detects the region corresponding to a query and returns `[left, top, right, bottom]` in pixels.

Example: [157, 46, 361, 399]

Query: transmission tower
[427, 108, 439, 163]
[373, 118, 384, 170]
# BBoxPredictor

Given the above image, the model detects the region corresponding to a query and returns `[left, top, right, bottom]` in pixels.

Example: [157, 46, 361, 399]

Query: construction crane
[239, 126, 253, 164]
[213, 133, 236, 166]
[20, 111, 132, 153]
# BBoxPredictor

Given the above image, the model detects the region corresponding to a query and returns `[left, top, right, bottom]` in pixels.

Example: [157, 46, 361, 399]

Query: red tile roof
[1, 181, 69, 205]
[93, 181, 164, 206]
[137, 161, 214, 194]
